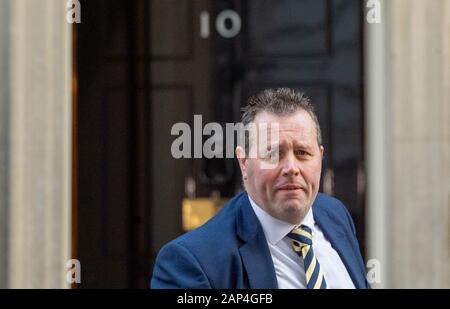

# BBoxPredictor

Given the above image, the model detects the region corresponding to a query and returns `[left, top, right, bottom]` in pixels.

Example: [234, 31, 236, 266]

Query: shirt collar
[248, 194, 315, 245]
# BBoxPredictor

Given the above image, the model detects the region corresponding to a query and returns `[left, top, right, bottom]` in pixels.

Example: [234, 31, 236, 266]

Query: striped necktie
[288, 225, 327, 289]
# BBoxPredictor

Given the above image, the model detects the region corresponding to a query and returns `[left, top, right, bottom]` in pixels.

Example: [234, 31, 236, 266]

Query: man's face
[236, 110, 324, 224]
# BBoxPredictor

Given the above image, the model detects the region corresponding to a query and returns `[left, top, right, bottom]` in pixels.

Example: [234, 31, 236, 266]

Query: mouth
[277, 184, 304, 191]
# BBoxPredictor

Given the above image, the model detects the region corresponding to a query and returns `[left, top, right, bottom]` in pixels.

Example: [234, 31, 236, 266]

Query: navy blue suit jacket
[151, 191, 369, 289]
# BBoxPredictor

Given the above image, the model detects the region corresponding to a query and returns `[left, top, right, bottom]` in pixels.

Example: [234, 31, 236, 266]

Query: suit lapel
[239, 233, 278, 289]
[236, 193, 278, 289]
[313, 204, 365, 288]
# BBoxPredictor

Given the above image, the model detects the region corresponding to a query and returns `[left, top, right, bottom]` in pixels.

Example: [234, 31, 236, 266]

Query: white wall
[389, 0, 450, 288]
[366, 0, 450, 288]
[5, 0, 72, 288]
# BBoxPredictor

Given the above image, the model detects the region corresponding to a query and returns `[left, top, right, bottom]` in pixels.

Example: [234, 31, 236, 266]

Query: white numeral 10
[200, 10, 242, 39]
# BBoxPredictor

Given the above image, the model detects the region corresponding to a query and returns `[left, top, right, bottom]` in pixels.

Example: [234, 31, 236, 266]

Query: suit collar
[313, 199, 366, 289]
[236, 192, 278, 289]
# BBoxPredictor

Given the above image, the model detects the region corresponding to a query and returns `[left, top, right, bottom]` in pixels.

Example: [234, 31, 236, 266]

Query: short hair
[240, 88, 322, 154]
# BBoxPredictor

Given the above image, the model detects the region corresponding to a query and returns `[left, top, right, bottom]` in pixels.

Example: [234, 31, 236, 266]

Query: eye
[295, 150, 309, 156]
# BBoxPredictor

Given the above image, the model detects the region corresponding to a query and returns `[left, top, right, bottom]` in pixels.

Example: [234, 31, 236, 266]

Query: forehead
[253, 110, 317, 142]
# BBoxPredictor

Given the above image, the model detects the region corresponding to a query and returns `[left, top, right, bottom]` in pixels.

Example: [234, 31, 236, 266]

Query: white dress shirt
[248, 196, 355, 289]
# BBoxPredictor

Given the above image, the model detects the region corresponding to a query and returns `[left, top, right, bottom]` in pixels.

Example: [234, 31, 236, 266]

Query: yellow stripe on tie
[314, 269, 324, 289]
[301, 245, 310, 258]
[291, 229, 312, 239]
[305, 256, 317, 281]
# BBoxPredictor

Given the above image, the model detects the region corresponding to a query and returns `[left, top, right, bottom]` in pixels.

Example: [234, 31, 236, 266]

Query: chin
[285, 199, 311, 218]
[282, 198, 305, 209]
[276, 202, 303, 222]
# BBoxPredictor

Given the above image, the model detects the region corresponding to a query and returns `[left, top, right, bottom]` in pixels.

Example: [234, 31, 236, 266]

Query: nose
[281, 152, 300, 177]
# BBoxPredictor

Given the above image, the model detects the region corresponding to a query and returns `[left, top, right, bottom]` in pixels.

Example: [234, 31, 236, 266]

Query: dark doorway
[76, 0, 365, 288]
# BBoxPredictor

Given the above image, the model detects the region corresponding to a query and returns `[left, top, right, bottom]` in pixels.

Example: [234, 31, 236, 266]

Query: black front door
[208, 0, 365, 251]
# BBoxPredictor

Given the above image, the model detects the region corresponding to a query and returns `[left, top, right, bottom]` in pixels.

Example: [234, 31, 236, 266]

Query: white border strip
[364, 0, 391, 289]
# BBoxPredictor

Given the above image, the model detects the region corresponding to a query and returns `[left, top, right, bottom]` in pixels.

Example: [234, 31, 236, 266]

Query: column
[389, 0, 450, 288]
[8, 0, 72, 288]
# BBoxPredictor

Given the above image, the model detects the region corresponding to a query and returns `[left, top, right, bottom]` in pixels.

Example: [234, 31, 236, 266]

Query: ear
[319, 145, 324, 159]
[235, 146, 248, 180]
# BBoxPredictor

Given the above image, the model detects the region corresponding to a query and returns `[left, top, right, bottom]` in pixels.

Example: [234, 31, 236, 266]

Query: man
[151, 88, 369, 289]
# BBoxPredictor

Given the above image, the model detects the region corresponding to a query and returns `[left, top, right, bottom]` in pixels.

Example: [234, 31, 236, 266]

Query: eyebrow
[271, 141, 314, 151]
[294, 143, 313, 150]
